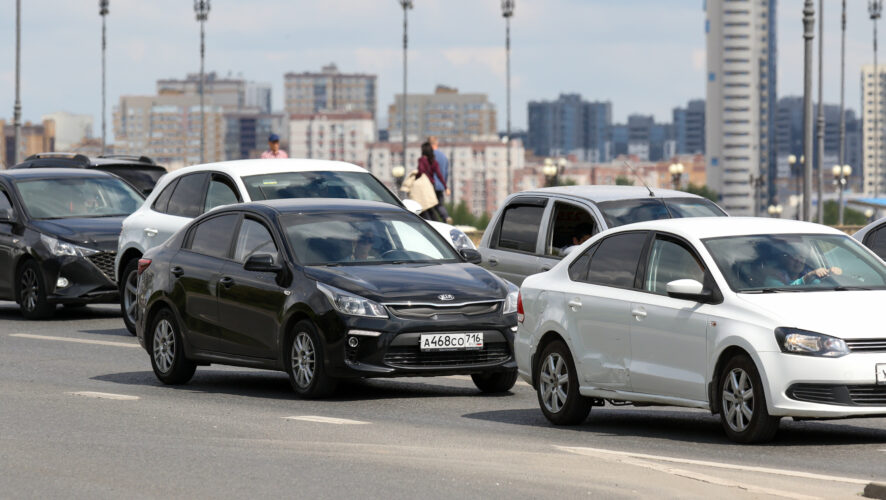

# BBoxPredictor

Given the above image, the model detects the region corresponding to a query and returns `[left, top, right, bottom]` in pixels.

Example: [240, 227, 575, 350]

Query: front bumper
[759, 351, 886, 418]
[38, 253, 118, 305]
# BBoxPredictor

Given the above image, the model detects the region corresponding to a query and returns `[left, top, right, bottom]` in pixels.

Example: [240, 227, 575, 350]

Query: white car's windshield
[704, 233, 886, 292]
[242, 171, 400, 206]
[15, 177, 144, 219]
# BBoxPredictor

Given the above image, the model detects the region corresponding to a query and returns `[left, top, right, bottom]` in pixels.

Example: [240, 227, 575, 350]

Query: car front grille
[385, 301, 501, 319]
[844, 339, 886, 353]
[383, 343, 510, 368]
[87, 252, 117, 282]
[787, 383, 886, 406]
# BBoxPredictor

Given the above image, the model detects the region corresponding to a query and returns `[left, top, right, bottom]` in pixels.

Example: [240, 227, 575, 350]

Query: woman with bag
[416, 141, 446, 221]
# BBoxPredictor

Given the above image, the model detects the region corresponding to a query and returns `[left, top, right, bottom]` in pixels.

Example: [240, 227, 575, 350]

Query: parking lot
[2, 302, 885, 499]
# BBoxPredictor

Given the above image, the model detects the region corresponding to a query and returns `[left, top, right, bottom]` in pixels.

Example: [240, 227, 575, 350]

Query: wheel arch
[709, 342, 769, 415]
[531, 330, 568, 389]
[13, 253, 38, 303]
[117, 247, 143, 283]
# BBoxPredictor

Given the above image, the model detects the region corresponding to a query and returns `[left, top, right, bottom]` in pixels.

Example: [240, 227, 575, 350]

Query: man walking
[428, 136, 451, 223]
[261, 133, 288, 159]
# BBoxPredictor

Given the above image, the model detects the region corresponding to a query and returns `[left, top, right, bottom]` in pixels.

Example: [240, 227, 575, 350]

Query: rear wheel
[718, 354, 780, 443]
[471, 369, 518, 393]
[535, 341, 591, 425]
[18, 260, 55, 320]
[287, 320, 336, 398]
[148, 308, 196, 385]
[120, 258, 139, 335]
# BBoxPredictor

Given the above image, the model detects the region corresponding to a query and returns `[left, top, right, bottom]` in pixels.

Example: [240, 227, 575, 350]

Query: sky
[0, 0, 880, 136]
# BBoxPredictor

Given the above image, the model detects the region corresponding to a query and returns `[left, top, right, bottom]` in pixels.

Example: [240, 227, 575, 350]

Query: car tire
[287, 320, 337, 398]
[148, 308, 196, 385]
[718, 354, 780, 443]
[535, 340, 591, 425]
[18, 260, 55, 320]
[119, 258, 139, 336]
[471, 369, 518, 393]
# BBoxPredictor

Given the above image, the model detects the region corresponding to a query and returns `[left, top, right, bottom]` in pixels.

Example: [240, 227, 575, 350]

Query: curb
[864, 482, 886, 500]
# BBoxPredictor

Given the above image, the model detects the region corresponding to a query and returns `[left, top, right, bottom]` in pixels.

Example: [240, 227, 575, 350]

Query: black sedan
[0, 168, 145, 318]
[136, 199, 519, 397]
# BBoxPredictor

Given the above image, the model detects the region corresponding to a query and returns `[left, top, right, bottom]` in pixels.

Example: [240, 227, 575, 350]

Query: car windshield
[282, 211, 460, 266]
[15, 177, 145, 219]
[704, 233, 886, 292]
[597, 197, 726, 228]
[242, 171, 400, 206]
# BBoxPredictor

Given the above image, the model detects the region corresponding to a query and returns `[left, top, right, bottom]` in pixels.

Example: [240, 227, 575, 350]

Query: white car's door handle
[567, 298, 582, 310]
[144, 228, 159, 237]
[631, 307, 647, 319]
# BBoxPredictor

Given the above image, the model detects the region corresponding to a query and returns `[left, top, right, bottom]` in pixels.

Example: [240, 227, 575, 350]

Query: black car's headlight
[316, 282, 388, 318]
[502, 283, 519, 315]
[774, 327, 850, 358]
[40, 234, 98, 258]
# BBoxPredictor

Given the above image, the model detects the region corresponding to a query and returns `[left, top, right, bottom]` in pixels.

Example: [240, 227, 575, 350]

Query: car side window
[234, 218, 278, 263]
[204, 177, 240, 212]
[167, 173, 208, 218]
[187, 214, 239, 259]
[644, 237, 706, 295]
[568, 242, 598, 281]
[494, 203, 545, 253]
[865, 225, 886, 260]
[151, 178, 178, 213]
[585, 232, 648, 288]
[0, 190, 13, 211]
[545, 202, 596, 257]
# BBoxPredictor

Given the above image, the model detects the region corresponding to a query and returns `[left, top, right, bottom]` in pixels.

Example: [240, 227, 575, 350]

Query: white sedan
[516, 217, 886, 443]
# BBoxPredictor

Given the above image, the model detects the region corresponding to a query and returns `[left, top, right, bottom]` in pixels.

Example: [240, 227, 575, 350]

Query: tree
[685, 183, 719, 202]
[615, 175, 634, 186]
[822, 200, 868, 226]
[445, 201, 491, 230]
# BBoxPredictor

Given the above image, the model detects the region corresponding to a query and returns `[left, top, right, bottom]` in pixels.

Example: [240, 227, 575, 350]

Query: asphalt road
[1, 302, 885, 499]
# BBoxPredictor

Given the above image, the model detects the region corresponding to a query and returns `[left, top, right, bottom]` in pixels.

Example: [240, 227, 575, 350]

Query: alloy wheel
[291, 332, 316, 388]
[20, 268, 38, 312]
[540, 352, 569, 413]
[123, 269, 138, 326]
[152, 319, 175, 373]
[722, 367, 755, 433]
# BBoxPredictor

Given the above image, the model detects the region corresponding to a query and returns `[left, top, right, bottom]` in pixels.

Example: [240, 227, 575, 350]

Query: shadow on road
[463, 407, 886, 446]
[0, 301, 121, 322]
[77, 328, 132, 338]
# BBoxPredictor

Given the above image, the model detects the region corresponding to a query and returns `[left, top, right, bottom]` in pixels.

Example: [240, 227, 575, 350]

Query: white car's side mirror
[666, 279, 713, 303]
[402, 199, 422, 215]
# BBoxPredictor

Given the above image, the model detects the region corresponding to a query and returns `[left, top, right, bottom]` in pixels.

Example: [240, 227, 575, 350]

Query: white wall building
[289, 112, 375, 166]
[862, 64, 885, 197]
[42, 112, 93, 151]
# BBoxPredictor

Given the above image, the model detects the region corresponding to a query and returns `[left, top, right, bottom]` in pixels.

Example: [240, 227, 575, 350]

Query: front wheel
[472, 370, 518, 393]
[148, 308, 196, 385]
[119, 259, 139, 335]
[287, 320, 337, 398]
[18, 260, 55, 320]
[535, 341, 591, 425]
[718, 354, 780, 443]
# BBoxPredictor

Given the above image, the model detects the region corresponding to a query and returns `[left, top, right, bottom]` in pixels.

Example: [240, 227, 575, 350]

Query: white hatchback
[115, 159, 473, 334]
[516, 217, 886, 443]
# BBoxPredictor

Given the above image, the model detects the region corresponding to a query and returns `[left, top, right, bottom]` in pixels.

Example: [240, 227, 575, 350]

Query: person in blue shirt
[428, 136, 451, 223]
[761, 245, 841, 287]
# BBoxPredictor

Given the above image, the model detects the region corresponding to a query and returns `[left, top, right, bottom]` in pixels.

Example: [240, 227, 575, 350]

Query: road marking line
[10, 333, 139, 348]
[283, 416, 369, 425]
[556, 445, 868, 485]
[69, 391, 140, 401]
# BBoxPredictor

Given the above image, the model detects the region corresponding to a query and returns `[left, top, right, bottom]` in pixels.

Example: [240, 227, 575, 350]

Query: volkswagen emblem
[438, 294, 455, 301]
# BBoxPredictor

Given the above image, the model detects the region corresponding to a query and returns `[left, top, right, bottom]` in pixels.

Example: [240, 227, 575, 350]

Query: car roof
[165, 159, 368, 179]
[214, 198, 406, 218]
[0, 168, 117, 180]
[853, 215, 886, 240]
[517, 185, 708, 203]
[607, 217, 846, 240]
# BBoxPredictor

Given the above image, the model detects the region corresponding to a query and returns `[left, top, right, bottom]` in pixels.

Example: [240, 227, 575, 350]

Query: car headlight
[774, 327, 849, 358]
[502, 283, 519, 315]
[40, 234, 99, 258]
[449, 228, 474, 251]
[316, 282, 388, 318]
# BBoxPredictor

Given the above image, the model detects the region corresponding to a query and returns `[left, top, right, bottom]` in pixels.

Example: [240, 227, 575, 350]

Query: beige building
[862, 64, 886, 197]
[41, 112, 94, 151]
[388, 86, 497, 144]
[289, 111, 375, 166]
[1, 119, 56, 168]
[284, 64, 377, 120]
[113, 94, 225, 166]
[157, 72, 271, 113]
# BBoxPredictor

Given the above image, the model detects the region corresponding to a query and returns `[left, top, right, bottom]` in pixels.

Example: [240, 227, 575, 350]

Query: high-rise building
[289, 111, 376, 166]
[41, 112, 94, 151]
[862, 65, 886, 197]
[705, 0, 777, 215]
[1, 119, 56, 168]
[673, 99, 705, 155]
[224, 111, 288, 160]
[157, 72, 270, 113]
[284, 64, 377, 120]
[388, 86, 497, 144]
[526, 94, 612, 161]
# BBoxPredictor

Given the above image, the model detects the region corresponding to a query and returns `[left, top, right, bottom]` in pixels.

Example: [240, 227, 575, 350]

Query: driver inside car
[762, 244, 842, 286]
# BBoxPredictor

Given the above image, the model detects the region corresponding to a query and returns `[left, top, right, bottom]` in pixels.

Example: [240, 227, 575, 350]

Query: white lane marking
[556, 446, 869, 485]
[10, 333, 139, 348]
[283, 415, 369, 425]
[69, 391, 140, 401]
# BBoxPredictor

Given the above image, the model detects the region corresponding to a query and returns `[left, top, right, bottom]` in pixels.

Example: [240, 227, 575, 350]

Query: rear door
[539, 199, 599, 273]
[480, 196, 548, 285]
[0, 187, 19, 299]
[149, 173, 208, 246]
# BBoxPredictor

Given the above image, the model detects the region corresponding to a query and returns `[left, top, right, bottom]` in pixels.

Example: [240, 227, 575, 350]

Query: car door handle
[567, 298, 582, 311]
[631, 307, 647, 319]
[219, 276, 235, 288]
[144, 227, 159, 237]
[487, 257, 498, 267]
[171, 266, 184, 277]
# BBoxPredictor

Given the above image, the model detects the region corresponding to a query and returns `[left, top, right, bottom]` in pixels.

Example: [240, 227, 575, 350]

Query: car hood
[303, 262, 508, 303]
[735, 290, 886, 339]
[30, 217, 125, 252]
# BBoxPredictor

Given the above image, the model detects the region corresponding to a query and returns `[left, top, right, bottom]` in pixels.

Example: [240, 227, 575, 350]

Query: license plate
[877, 364, 886, 385]
[420, 333, 483, 351]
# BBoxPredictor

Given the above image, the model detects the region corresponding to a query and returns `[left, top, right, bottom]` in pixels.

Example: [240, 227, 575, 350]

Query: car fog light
[348, 337, 359, 348]
[56, 277, 69, 288]
[348, 329, 382, 337]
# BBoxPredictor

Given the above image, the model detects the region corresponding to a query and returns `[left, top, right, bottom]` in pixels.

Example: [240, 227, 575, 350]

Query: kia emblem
[438, 294, 455, 301]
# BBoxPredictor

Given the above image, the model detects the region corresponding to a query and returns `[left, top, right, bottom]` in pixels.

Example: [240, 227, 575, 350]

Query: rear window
[597, 197, 725, 228]
[241, 171, 400, 206]
[93, 165, 166, 194]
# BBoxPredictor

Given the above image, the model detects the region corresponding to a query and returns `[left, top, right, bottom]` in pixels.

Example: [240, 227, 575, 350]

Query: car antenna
[623, 160, 656, 197]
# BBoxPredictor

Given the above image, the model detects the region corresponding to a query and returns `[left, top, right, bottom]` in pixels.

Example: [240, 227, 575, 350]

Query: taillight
[517, 292, 524, 324]
[137, 258, 152, 276]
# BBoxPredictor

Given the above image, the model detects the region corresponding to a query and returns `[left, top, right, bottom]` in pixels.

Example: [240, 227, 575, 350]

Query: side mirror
[460, 248, 482, 264]
[402, 199, 423, 215]
[0, 207, 15, 224]
[666, 279, 712, 303]
[244, 253, 282, 273]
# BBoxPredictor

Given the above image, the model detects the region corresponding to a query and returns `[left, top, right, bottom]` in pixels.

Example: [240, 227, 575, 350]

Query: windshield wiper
[831, 286, 871, 291]
[742, 287, 802, 293]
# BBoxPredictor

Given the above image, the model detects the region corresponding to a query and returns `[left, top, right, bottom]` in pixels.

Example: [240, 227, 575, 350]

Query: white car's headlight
[502, 283, 519, 315]
[774, 327, 849, 358]
[449, 228, 474, 251]
[40, 234, 99, 257]
[316, 282, 388, 318]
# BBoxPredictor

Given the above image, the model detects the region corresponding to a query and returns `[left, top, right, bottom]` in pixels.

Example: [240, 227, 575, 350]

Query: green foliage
[684, 183, 719, 202]
[823, 200, 868, 226]
[615, 175, 634, 186]
[446, 201, 491, 230]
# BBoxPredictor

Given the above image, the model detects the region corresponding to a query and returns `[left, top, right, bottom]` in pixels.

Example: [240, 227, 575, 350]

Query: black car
[136, 199, 519, 397]
[0, 169, 146, 318]
[12, 153, 167, 195]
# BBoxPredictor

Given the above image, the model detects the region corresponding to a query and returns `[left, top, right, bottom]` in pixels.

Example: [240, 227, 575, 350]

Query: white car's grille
[844, 339, 886, 353]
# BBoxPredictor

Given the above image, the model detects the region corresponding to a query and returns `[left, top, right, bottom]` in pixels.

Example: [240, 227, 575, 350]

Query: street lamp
[392, 164, 406, 194]
[399, 0, 413, 174]
[13, 0, 22, 164]
[749, 173, 765, 217]
[767, 204, 783, 218]
[833, 164, 852, 225]
[543, 158, 559, 187]
[668, 162, 684, 190]
[99, 0, 109, 156]
[803, 0, 816, 222]
[194, 0, 210, 164]
[816, 0, 825, 224]
[501, 0, 515, 195]
[870, 0, 882, 200]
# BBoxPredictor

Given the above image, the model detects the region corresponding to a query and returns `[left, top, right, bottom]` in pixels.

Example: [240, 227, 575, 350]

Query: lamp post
[749, 173, 765, 216]
[668, 162, 684, 190]
[767, 204, 783, 218]
[839, 0, 847, 199]
[99, 0, 109, 156]
[392, 164, 406, 193]
[543, 158, 561, 187]
[803, 0, 815, 221]
[194, 0, 210, 164]
[501, 0, 515, 195]
[816, 0, 825, 224]
[833, 164, 852, 225]
[13, 0, 22, 165]
[871, 0, 883, 201]
[399, 0, 413, 174]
